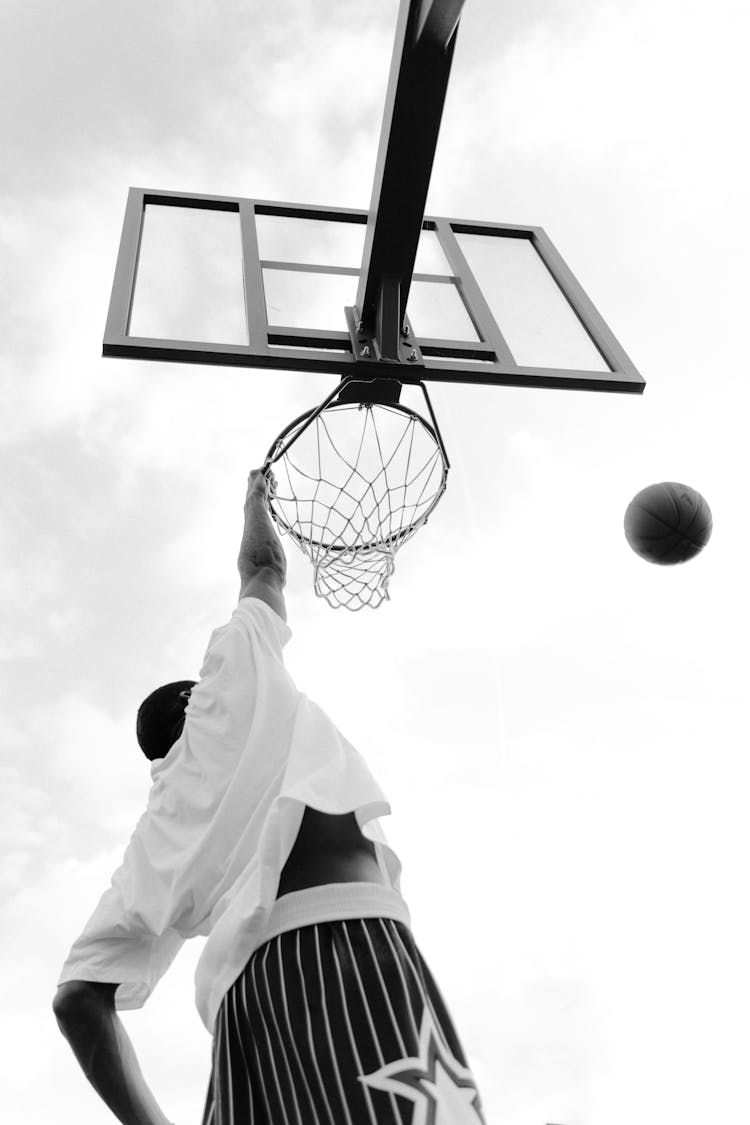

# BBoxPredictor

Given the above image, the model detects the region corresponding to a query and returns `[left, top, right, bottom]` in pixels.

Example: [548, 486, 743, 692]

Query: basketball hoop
[263, 379, 449, 610]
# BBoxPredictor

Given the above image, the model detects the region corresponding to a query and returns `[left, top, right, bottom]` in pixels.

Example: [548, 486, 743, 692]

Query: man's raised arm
[237, 468, 288, 621]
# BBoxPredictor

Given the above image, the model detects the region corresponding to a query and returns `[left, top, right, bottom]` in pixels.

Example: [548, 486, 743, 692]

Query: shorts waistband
[264, 882, 411, 946]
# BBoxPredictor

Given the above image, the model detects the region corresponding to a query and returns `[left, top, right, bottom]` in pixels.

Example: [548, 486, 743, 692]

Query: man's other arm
[238, 468, 287, 621]
[52, 981, 174, 1125]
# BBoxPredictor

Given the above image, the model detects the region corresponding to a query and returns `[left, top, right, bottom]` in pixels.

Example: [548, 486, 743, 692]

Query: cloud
[0, 0, 396, 202]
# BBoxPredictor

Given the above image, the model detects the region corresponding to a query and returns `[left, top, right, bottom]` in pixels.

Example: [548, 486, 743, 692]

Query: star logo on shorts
[358, 1006, 486, 1125]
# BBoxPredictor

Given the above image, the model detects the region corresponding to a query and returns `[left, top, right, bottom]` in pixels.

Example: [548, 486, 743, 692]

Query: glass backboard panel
[129, 204, 246, 344]
[407, 279, 477, 341]
[263, 268, 358, 330]
[414, 228, 451, 276]
[455, 232, 610, 371]
[255, 215, 365, 268]
[105, 190, 644, 393]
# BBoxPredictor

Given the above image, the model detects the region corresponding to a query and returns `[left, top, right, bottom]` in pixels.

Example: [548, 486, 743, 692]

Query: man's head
[136, 680, 197, 761]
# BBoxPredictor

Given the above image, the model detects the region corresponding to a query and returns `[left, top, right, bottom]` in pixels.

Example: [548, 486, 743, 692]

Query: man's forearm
[238, 495, 286, 580]
[238, 472, 287, 584]
[236, 470, 287, 618]
[54, 986, 173, 1125]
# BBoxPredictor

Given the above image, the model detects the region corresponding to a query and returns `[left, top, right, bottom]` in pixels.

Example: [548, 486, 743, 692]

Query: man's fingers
[245, 468, 274, 505]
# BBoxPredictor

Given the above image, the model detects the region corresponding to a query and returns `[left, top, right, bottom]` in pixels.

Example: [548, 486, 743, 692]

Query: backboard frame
[103, 186, 645, 395]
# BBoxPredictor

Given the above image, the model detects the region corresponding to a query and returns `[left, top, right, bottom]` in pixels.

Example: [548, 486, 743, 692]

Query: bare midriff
[276, 806, 384, 898]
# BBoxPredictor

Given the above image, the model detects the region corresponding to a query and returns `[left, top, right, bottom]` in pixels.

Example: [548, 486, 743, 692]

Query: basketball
[624, 482, 712, 565]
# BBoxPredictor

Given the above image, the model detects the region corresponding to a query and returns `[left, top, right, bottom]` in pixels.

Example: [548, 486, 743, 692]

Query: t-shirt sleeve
[57, 768, 204, 1009]
[57, 880, 185, 1011]
[57, 598, 293, 1011]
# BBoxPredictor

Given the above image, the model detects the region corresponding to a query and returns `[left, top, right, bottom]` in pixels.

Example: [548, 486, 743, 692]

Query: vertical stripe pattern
[201, 918, 486, 1125]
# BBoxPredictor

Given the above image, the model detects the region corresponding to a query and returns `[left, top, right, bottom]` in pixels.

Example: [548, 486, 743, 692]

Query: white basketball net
[266, 398, 448, 610]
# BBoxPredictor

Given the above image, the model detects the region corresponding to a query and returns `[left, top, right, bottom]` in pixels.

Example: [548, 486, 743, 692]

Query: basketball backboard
[103, 188, 644, 396]
[101, 0, 646, 608]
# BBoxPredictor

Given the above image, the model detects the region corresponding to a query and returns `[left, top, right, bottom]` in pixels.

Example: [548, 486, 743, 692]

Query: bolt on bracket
[345, 306, 424, 368]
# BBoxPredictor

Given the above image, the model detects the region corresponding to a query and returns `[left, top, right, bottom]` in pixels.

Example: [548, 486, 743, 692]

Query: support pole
[415, 0, 466, 49]
[355, 0, 466, 357]
[376, 275, 402, 361]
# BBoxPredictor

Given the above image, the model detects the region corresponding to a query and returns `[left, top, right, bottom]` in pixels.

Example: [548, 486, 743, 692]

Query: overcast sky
[2, 1, 749, 1123]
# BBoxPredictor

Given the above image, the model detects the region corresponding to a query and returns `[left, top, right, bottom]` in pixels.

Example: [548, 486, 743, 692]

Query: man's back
[278, 807, 384, 896]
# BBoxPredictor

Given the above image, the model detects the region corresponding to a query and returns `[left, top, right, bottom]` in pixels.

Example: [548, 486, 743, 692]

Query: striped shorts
[201, 915, 487, 1124]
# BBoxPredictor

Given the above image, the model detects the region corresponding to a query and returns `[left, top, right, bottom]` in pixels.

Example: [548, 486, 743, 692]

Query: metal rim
[263, 386, 449, 554]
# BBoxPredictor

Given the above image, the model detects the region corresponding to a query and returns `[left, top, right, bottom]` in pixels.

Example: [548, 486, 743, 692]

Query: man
[53, 469, 486, 1124]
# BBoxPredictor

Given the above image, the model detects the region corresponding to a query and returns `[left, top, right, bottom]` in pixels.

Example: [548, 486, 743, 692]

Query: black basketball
[624, 482, 712, 565]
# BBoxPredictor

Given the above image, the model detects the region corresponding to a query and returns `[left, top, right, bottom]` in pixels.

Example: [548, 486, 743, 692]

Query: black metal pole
[355, 0, 465, 353]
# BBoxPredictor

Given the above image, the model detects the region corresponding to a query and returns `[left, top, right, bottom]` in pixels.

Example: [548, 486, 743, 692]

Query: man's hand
[245, 467, 273, 506]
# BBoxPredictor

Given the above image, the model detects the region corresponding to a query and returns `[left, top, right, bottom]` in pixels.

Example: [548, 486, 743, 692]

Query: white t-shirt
[58, 598, 405, 1032]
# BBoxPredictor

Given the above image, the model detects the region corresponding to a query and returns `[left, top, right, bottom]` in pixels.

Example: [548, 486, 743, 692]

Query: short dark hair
[136, 680, 197, 761]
